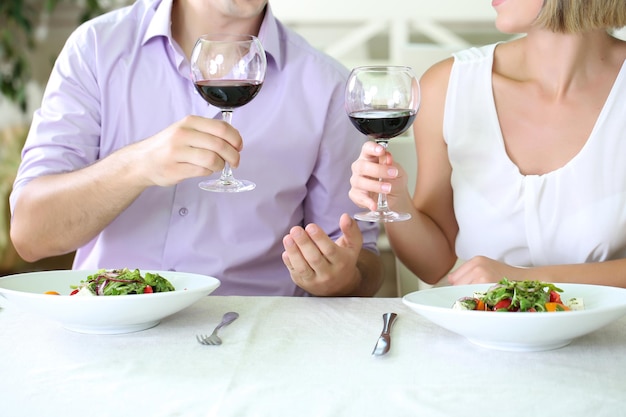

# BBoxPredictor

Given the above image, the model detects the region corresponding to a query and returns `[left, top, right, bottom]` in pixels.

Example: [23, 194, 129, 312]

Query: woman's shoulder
[452, 43, 499, 63]
[611, 35, 626, 66]
[420, 43, 500, 82]
[418, 45, 490, 94]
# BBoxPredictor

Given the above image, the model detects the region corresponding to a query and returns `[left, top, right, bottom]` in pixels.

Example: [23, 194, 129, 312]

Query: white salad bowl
[0, 269, 220, 334]
[402, 283, 626, 352]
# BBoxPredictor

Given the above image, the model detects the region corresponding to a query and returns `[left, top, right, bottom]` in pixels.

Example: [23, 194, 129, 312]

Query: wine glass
[345, 66, 420, 222]
[190, 33, 267, 192]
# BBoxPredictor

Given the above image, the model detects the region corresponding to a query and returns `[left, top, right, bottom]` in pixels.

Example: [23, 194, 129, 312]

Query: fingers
[446, 261, 472, 285]
[447, 256, 513, 285]
[282, 224, 331, 280]
[179, 116, 243, 169]
[177, 126, 239, 171]
[338, 213, 363, 250]
[357, 142, 396, 177]
[137, 115, 246, 187]
[349, 142, 399, 210]
[282, 216, 365, 296]
[185, 115, 243, 151]
[282, 216, 363, 274]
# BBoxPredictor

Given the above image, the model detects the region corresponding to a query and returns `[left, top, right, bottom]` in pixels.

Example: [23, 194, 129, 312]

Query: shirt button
[179, 207, 188, 216]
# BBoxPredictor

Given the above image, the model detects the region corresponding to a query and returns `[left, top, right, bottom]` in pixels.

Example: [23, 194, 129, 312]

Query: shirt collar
[258, 4, 284, 70]
[142, 0, 172, 45]
[141, 0, 284, 69]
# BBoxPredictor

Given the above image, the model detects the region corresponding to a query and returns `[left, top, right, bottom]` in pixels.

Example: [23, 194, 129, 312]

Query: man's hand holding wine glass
[191, 33, 266, 192]
[119, 115, 244, 188]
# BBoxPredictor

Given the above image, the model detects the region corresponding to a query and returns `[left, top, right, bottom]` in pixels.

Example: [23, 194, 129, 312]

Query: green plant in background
[0, 0, 105, 112]
[1, 0, 108, 268]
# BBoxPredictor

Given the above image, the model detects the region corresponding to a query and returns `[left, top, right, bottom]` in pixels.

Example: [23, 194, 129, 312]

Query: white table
[1, 296, 625, 417]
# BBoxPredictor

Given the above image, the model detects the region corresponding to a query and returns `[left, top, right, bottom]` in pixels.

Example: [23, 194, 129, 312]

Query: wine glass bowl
[345, 66, 420, 222]
[190, 33, 267, 192]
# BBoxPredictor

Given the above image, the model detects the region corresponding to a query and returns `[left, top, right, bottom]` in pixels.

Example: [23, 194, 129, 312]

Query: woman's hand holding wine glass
[190, 33, 266, 192]
[345, 66, 420, 222]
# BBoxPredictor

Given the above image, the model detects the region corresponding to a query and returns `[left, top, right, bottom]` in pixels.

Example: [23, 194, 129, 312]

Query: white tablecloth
[1, 296, 625, 417]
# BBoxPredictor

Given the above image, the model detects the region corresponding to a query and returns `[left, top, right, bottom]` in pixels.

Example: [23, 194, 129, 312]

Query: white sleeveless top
[444, 43, 626, 266]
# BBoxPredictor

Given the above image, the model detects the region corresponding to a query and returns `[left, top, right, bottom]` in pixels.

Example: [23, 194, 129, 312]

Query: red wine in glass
[345, 65, 420, 222]
[194, 80, 263, 109]
[190, 33, 266, 193]
[348, 109, 417, 140]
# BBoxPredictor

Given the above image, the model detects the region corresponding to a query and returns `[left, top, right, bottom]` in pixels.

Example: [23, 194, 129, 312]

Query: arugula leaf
[480, 278, 563, 312]
[144, 272, 176, 293]
[74, 268, 175, 296]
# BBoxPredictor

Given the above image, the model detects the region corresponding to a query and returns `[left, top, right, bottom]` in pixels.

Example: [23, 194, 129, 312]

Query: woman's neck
[497, 29, 621, 99]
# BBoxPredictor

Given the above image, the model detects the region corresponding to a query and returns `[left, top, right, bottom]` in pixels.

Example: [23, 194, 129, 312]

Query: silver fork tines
[196, 311, 239, 346]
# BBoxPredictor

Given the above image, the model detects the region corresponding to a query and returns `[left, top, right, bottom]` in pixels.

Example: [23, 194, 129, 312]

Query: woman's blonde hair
[535, 0, 626, 33]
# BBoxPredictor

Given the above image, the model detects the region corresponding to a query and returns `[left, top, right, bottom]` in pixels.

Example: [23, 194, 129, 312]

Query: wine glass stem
[220, 110, 235, 182]
[376, 140, 391, 212]
[377, 186, 390, 212]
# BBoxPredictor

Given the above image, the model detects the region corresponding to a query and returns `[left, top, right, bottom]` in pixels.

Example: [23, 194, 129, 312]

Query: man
[9, 0, 383, 296]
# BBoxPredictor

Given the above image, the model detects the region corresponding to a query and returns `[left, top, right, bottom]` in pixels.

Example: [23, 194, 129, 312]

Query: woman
[349, 0, 626, 287]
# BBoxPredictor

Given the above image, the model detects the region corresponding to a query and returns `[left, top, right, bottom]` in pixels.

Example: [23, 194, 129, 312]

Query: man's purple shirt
[10, 0, 378, 295]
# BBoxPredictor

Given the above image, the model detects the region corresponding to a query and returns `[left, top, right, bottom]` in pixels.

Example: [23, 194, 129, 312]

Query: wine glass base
[198, 179, 256, 193]
[354, 210, 411, 223]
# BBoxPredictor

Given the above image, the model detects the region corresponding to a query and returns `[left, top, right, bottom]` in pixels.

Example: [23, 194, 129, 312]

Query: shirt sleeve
[9, 23, 102, 214]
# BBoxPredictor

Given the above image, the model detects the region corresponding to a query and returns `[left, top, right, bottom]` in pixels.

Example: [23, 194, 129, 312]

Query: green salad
[453, 278, 583, 312]
[71, 268, 175, 296]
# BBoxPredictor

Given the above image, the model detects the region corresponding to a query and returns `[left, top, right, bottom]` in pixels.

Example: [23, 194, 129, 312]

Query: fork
[196, 311, 239, 345]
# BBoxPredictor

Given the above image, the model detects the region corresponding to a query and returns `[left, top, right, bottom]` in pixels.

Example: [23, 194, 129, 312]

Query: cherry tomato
[70, 289, 79, 295]
[493, 298, 512, 311]
[143, 285, 153, 294]
[549, 290, 562, 304]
